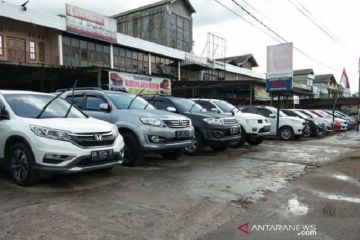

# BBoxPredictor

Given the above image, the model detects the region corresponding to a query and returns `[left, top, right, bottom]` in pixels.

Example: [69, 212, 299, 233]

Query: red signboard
[66, 4, 104, 25]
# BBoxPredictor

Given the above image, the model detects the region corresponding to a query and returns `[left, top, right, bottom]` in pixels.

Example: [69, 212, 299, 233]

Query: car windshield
[294, 110, 309, 119]
[213, 100, 239, 113]
[267, 107, 286, 117]
[172, 98, 204, 113]
[106, 92, 155, 110]
[4, 94, 86, 119]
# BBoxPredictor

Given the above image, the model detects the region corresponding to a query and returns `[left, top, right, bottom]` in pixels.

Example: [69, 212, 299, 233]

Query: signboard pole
[276, 95, 280, 140]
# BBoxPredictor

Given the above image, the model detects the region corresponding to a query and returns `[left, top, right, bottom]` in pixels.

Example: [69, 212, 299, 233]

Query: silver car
[60, 89, 194, 166]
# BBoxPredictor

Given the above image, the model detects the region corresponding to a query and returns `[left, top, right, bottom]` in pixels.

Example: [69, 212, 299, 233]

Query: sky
[8, 0, 360, 93]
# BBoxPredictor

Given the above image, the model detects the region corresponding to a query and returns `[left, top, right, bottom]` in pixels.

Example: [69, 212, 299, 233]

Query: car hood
[281, 116, 305, 122]
[235, 112, 266, 120]
[185, 111, 231, 119]
[24, 117, 114, 133]
[125, 109, 189, 120]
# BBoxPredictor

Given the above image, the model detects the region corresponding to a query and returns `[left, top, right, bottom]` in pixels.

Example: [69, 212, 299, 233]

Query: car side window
[0, 99, 4, 109]
[85, 96, 107, 111]
[257, 108, 273, 117]
[152, 99, 175, 110]
[65, 95, 84, 109]
[241, 107, 253, 113]
[197, 101, 215, 111]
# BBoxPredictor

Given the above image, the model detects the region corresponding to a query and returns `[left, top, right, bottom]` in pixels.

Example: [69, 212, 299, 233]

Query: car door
[0, 97, 10, 159]
[257, 108, 277, 134]
[83, 94, 114, 123]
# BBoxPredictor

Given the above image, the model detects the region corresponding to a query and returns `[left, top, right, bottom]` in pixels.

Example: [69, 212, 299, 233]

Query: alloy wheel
[10, 149, 29, 182]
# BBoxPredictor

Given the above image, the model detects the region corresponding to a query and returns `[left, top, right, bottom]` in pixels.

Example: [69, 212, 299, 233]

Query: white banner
[66, 4, 117, 43]
[109, 71, 171, 95]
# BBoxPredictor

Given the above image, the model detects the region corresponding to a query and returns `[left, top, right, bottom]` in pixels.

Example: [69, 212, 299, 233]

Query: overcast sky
[8, 0, 360, 92]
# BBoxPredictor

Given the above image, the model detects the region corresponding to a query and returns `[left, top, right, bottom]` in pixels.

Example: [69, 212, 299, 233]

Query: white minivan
[0, 91, 124, 186]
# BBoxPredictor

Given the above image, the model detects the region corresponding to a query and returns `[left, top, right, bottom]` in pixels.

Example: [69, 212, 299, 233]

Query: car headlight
[112, 125, 119, 138]
[204, 118, 224, 126]
[30, 125, 71, 141]
[140, 117, 166, 128]
[246, 119, 258, 124]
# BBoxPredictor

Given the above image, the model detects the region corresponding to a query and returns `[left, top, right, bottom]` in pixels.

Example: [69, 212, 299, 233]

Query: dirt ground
[0, 132, 359, 240]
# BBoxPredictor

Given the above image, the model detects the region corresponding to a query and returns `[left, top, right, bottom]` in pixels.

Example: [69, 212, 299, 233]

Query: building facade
[112, 0, 195, 52]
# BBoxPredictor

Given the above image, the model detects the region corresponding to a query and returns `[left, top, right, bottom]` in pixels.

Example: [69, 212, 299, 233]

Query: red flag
[340, 68, 350, 89]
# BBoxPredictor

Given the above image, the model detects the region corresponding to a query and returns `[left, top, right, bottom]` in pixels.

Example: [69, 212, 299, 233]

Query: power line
[228, 0, 340, 72]
[287, 0, 338, 42]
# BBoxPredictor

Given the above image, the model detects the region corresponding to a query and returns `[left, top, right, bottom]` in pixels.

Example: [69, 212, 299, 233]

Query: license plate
[91, 149, 114, 161]
[176, 130, 190, 138]
[230, 126, 240, 134]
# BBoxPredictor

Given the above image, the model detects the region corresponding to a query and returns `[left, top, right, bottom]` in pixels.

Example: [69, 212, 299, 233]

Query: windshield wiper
[64, 80, 78, 118]
[127, 88, 145, 109]
[144, 92, 159, 110]
[36, 91, 65, 119]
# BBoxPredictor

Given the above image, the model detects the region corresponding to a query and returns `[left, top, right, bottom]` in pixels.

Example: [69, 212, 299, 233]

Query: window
[85, 96, 107, 111]
[113, 46, 149, 74]
[29, 41, 36, 60]
[0, 35, 3, 56]
[65, 96, 84, 109]
[257, 108, 273, 117]
[169, 14, 192, 51]
[38, 42, 45, 63]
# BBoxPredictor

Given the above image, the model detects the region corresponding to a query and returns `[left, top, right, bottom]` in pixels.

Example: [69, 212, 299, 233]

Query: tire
[161, 149, 183, 160]
[210, 143, 228, 152]
[7, 142, 39, 186]
[122, 132, 144, 167]
[246, 137, 263, 145]
[303, 126, 312, 138]
[230, 128, 246, 148]
[184, 130, 204, 156]
[279, 126, 294, 141]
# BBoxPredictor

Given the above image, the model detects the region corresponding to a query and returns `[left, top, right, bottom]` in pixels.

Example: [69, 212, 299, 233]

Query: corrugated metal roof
[0, 1, 65, 31]
[217, 54, 259, 67]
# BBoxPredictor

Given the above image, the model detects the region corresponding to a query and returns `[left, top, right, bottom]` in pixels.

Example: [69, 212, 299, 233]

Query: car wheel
[303, 126, 312, 137]
[210, 143, 228, 152]
[8, 142, 39, 186]
[184, 130, 204, 156]
[122, 132, 144, 167]
[230, 128, 246, 148]
[161, 149, 183, 160]
[246, 137, 263, 145]
[279, 126, 294, 141]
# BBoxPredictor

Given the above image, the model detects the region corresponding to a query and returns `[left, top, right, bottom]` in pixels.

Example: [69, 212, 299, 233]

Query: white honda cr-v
[0, 90, 124, 186]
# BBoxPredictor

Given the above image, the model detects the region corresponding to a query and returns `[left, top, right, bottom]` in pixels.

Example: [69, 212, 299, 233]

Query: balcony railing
[0, 47, 59, 65]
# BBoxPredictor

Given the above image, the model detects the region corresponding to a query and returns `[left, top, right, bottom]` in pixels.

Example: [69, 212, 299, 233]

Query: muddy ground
[0, 132, 359, 240]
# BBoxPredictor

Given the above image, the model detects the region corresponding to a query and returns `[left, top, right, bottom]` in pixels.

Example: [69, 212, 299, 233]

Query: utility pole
[357, 57, 360, 131]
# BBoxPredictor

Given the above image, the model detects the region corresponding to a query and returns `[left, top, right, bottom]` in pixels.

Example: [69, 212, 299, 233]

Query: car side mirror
[166, 106, 177, 113]
[99, 103, 110, 112]
[269, 113, 276, 118]
[0, 107, 10, 120]
[211, 108, 220, 113]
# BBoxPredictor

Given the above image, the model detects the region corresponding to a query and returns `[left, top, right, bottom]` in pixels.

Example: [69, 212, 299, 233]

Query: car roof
[0, 90, 53, 95]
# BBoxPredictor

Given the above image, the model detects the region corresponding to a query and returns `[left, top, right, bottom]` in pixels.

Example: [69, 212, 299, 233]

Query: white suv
[0, 91, 124, 186]
[241, 106, 306, 140]
[193, 99, 271, 146]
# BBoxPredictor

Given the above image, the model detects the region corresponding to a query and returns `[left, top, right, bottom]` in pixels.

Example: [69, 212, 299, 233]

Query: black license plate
[91, 149, 114, 161]
[230, 126, 240, 134]
[176, 130, 190, 138]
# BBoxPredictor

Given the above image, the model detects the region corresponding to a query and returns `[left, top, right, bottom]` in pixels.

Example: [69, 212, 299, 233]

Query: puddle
[317, 192, 360, 204]
[287, 199, 308, 216]
[332, 174, 360, 186]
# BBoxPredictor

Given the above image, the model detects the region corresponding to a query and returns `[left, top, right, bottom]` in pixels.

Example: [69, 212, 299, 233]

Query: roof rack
[55, 87, 103, 92]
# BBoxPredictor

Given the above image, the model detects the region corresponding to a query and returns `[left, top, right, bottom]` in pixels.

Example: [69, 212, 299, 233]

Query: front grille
[70, 132, 115, 148]
[259, 126, 271, 133]
[163, 120, 190, 128]
[222, 118, 238, 126]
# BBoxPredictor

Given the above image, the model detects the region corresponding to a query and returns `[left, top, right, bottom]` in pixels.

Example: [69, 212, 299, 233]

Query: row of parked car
[0, 88, 356, 186]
